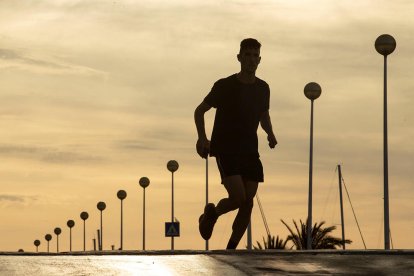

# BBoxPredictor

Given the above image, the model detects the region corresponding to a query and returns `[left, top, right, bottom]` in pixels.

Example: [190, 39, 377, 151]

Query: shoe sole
[199, 204, 217, 240]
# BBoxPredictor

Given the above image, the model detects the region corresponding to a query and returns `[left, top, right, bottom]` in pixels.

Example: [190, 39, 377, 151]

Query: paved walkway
[1, 250, 413, 275]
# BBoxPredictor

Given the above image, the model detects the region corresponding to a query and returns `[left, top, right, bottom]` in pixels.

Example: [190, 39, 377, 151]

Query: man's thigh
[242, 180, 258, 201]
[222, 175, 246, 202]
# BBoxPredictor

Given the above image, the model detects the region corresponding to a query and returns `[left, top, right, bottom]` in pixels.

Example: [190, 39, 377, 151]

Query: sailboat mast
[338, 164, 346, 249]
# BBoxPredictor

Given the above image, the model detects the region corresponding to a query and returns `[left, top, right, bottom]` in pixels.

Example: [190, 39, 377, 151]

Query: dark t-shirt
[204, 74, 270, 156]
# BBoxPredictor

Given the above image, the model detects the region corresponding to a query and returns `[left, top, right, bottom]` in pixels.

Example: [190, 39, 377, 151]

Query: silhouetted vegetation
[253, 234, 288, 250]
[281, 219, 352, 250]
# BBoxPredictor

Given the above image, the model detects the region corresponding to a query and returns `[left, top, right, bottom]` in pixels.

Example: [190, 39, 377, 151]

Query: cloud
[0, 194, 38, 204]
[0, 48, 20, 59]
[0, 48, 105, 76]
[115, 140, 156, 151]
[0, 195, 25, 203]
[0, 144, 103, 164]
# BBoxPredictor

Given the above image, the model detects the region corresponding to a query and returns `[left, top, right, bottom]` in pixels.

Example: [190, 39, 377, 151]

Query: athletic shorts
[216, 154, 264, 184]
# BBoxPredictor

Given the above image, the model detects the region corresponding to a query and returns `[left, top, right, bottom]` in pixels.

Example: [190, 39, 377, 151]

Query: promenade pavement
[1, 250, 413, 275]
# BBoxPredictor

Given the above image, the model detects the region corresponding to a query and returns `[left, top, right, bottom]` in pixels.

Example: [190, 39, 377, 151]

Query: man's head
[239, 38, 261, 54]
[237, 38, 261, 74]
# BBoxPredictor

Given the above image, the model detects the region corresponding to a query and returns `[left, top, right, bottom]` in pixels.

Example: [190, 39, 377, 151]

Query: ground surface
[1, 250, 413, 275]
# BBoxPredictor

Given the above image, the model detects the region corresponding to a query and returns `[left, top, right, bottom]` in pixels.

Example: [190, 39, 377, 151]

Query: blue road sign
[165, 222, 180, 237]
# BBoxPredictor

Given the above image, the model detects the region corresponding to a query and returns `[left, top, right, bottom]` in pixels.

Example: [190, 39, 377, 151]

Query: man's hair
[240, 38, 261, 53]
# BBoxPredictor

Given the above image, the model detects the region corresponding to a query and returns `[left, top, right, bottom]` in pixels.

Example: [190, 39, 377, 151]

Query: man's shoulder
[214, 74, 237, 86]
[255, 77, 269, 88]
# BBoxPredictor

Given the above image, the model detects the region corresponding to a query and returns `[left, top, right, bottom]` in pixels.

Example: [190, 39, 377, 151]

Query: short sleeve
[203, 81, 220, 108]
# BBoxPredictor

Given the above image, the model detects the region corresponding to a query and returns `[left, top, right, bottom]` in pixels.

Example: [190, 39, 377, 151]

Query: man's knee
[240, 198, 254, 212]
[230, 197, 253, 212]
[228, 196, 245, 210]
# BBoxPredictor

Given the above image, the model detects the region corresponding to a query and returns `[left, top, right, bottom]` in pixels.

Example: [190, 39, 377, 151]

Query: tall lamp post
[375, 34, 396, 250]
[80, 211, 89, 251]
[205, 158, 209, 251]
[54, 227, 62, 253]
[34, 239, 41, 253]
[167, 160, 179, 250]
[67, 220, 75, 252]
[97, 201, 106, 251]
[304, 82, 322, 250]
[117, 190, 127, 250]
[139, 177, 150, 250]
[45, 234, 52, 253]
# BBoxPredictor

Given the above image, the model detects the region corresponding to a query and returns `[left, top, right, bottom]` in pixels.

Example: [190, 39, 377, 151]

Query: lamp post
[80, 211, 89, 251]
[375, 34, 396, 250]
[139, 177, 150, 250]
[167, 160, 179, 250]
[54, 227, 62, 253]
[117, 190, 127, 250]
[34, 239, 41, 253]
[67, 220, 75, 252]
[45, 234, 52, 253]
[304, 82, 322, 250]
[97, 201, 106, 251]
[205, 157, 209, 250]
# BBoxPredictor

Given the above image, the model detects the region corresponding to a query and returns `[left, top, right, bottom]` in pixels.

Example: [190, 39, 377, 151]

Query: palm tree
[281, 219, 352, 250]
[253, 234, 288, 250]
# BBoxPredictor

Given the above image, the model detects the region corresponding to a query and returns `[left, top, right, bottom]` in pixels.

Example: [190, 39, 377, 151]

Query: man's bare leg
[199, 175, 245, 240]
[227, 180, 258, 249]
[215, 175, 246, 216]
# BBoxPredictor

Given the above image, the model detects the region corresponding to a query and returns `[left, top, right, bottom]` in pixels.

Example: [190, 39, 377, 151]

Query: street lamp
[67, 220, 75, 252]
[139, 177, 150, 250]
[34, 239, 41, 253]
[167, 160, 179, 250]
[97, 201, 106, 251]
[205, 157, 209, 251]
[54, 227, 62, 253]
[45, 234, 52, 253]
[80, 211, 89, 251]
[117, 190, 127, 250]
[375, 34, 396, 250]
[304, 82, 322, 250]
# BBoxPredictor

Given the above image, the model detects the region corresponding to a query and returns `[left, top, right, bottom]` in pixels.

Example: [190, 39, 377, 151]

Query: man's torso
[204, 74, 270, 156]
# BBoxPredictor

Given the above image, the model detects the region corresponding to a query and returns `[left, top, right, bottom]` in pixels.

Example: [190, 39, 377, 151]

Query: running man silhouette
[194, 38, 277, 249]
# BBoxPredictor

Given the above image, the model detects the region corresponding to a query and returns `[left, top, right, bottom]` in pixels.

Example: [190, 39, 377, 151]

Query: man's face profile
[238, 48, 261, 74]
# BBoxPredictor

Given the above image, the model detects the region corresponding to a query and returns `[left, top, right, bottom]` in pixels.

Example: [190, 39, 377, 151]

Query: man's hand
[196, 138, 210, 158]
[267, 133, 277, 149]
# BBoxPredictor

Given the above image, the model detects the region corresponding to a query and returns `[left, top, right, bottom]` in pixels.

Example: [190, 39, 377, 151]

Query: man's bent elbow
[195, 102, 211, 118]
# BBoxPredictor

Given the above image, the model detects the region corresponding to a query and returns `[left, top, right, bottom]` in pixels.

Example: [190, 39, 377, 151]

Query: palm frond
[281, 218, 353, 250]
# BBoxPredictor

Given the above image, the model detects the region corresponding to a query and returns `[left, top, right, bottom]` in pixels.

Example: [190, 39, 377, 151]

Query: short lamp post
[34, 239, 41, 253]
[67, 220, 75, 252]
[139, 177, 150, 250]
[97, 201, 106, 251]
[80, 211, 89, 251]
[117, 190, 127, 250]
[54, 227, 62, 253]
[45, 234, 52, 253]
[375, 34, 396, 250]
[167, 160, 179, 250]
[304, 82, 322, 250]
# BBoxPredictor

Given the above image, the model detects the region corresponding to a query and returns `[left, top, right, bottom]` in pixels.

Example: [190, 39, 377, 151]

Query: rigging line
[341, 175, 367, 249]
[390, 228, 394, 249]
[256, 192, 270, 237]
[321, 166, 338, 220]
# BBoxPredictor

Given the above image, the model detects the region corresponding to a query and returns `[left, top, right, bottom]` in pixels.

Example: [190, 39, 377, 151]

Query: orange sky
[1, 0, 413, 252]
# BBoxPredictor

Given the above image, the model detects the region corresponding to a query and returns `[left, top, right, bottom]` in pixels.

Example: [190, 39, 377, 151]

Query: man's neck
[237, 71, 256, 84]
